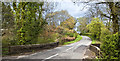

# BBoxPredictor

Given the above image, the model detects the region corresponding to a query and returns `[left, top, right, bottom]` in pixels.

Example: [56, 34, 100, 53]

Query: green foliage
[65, 32, 74, 37]
[2, 38, 10, 47]
[91, 40, 96, 44]
[64, 35, 82, 45]
[2, 2, 14, 29]
[87, 18, 105, 40]
[73, 33, 78, 38]
[37, 37, 54, 44]
[64, 30, 78, 38]
[75, 35, 82, 41]
[2, 2, 80, 56]
[13, 2, 45, 45]
[2, 35, 12, 55]
[100, 32, 120, 59]
[100, 27, 111, 42]
[60, 17, 76, 29]
[91, 40, 101, 44]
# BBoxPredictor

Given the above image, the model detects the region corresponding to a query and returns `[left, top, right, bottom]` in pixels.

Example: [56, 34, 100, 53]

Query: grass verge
[92, 40, 101, 44]
[64, 35, 82, 45]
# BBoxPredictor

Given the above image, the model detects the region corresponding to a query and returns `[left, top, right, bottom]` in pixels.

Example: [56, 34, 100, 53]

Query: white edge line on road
[42, 53, 59, 61]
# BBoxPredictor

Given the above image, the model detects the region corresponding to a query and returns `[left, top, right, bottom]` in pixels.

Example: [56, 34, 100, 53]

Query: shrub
[73, 33, 78, 38]
[100, 27, 112, 42]
[87, 18, 105, 40]
[2, 34, 17, 46]
[68, 33, 74, 37]
[100, 32, 119, 59]
[63, 35, 82, 45]
[64, 31, 74, 37]
[2, 38, 10, 47]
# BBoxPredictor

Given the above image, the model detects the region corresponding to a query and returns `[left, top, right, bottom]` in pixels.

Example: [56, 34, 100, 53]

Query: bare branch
[101, 14, 112, 19]
[95, 2, 108, 4]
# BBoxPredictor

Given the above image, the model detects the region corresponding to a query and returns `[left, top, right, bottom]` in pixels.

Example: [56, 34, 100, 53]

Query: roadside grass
[64, 35, 82, 45]
[92, 40, 101, 44]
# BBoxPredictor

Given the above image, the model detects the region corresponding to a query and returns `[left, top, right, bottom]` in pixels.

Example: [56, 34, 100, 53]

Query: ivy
[101, 32, 119, 59]
[13, 2, 45, 45]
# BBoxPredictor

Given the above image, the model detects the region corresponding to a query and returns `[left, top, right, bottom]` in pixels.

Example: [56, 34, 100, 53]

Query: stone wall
[8, 42, 59, 54]
[3, 37, 76, 55]
[89, 45, 103, 58]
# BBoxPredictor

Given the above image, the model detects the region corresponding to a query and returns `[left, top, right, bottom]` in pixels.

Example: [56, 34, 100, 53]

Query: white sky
[53, 1, 90, 33]
[54, 2, 90, 18]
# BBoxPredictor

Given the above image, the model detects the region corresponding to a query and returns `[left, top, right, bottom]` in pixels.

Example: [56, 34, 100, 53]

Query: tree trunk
[112, 15, 119, 34]
[108, 2, 119, 34]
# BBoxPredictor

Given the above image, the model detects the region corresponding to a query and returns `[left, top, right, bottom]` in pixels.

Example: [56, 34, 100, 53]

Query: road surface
[15, 36, 92, 60]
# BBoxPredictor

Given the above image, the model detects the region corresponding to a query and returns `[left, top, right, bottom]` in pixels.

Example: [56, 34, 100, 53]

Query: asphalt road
[15, 36, 92, 60]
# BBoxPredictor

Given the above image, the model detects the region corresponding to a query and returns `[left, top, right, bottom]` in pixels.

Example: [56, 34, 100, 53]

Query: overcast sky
[54, 1, 90, 18]
[53, 1, 90, 33]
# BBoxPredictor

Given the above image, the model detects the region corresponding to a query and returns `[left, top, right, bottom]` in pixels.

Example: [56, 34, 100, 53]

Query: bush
[2, 36, 13, 55]
[37, 33, 59, 44]
[2, 38, 10, 47]
[73, 33, 78, 38]
[64, 32, 73, 37]
[2, 34, 17, 46]
[100, 32, 120, 59]
[100, 27, 112, 42]
[87, 18, 105, 40]
[63, 35, 82, 45]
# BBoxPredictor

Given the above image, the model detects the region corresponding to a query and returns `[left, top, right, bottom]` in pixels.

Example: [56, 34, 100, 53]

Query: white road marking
[46, 53, 58, 59]
[17, 55, 27, 59]
[42, 44, 79, 61]
[42, 53, 59, 61]
[65, 46, 74, 51]
[17, 36, 92, 60]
